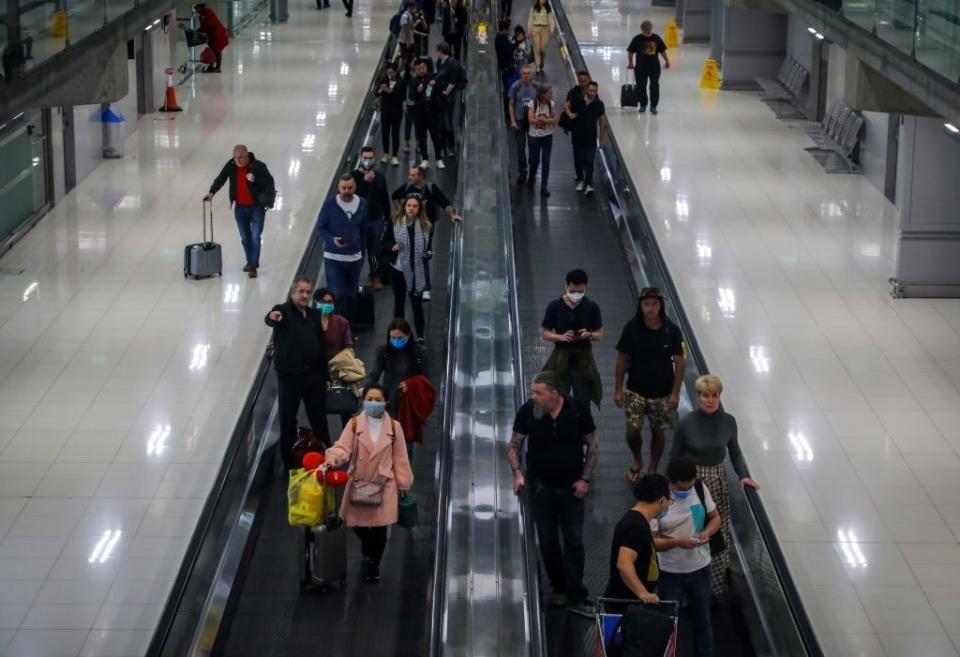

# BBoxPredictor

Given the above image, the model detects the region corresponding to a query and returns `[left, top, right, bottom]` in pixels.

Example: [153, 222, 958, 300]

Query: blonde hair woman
[670, 374, 759, 597]
[381, 196, 434, 339]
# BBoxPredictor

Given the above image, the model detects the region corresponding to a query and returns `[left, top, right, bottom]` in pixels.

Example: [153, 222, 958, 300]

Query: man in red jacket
[196, 3, 229, 72]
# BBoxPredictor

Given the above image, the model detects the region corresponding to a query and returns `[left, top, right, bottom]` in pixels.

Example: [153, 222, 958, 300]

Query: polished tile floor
[564, 2, 960, 656]
[0, 2, 389, 655]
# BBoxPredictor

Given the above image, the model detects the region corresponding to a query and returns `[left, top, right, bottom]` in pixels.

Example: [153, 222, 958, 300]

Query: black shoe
[516, 175, 526, 184]
[525, 175, 535, 187]
[363, 558, 381, 582]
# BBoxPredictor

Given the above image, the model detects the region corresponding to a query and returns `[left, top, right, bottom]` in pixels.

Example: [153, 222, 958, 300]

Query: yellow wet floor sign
[664, 20, 680, 48]
[50, 10, 68, 38]
[700, 58, 721, 89]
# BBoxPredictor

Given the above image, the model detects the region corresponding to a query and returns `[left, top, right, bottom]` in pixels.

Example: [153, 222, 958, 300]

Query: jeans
[414, 109, 443, 161]
[531, 480, 587, 603]
[572, 138, 596, 186]
[324, 257, 364, 321]
[354, 526, 388, 564]
[635, 65, 661, 109]
[277, 370, 329, 470]
[657, 566, 713, 657]
[381, 110, 403, 156]
[234, 205, 265, 268]
[527, 134, 553, 189]
[389, 266, 426, 338]
[513, 120, 528, 176]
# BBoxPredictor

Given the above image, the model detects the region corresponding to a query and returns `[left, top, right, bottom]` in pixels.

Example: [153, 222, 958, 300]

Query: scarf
[393, 219, 429, 295]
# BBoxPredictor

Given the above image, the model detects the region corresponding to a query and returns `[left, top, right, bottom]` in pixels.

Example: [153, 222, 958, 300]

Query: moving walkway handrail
[546, 3, 825, 657]
[146, 33, 399, 657]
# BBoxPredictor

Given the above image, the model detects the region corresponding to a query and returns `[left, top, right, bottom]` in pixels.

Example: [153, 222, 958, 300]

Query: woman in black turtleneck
[671, 374, 759, 597]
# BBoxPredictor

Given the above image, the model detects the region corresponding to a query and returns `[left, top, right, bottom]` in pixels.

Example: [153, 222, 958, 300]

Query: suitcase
[300, 517, 348, 592]
[620, 83, 639, 108]
[199, 46, 217, 67]
[351, 285, 376, 331]
[184, 200, 222, 279]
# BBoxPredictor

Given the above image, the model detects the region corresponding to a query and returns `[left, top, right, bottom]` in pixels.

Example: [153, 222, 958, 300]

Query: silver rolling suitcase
[184, 200, 222, 279]
[300, 517, 348, 592]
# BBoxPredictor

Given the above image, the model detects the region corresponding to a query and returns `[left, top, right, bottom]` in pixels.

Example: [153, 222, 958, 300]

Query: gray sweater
[671, 408, 750, 479]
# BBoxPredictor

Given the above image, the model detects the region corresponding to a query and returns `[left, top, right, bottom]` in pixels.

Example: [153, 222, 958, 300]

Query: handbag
[326, 382, 359, 416]
[346, 417, 393, 507]
[558, 110, 575, 132]
[695, 480, 727, 555]
[397, 492, 419, 529]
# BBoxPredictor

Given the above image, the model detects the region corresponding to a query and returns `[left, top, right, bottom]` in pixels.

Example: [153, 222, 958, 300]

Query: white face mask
[567, 291, 585, 303]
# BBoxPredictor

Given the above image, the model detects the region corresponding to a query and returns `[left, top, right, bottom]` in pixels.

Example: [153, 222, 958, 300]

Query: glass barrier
[833, 0, 960, 83]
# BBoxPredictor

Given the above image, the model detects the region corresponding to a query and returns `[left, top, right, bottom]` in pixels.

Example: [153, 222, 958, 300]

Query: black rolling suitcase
[184, 200, 222, 279]
[351, 285, 376, 331]
[620, 83, 639, 108]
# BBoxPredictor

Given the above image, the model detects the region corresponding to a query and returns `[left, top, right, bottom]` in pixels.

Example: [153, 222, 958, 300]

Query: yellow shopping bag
[287, 468, 332, 526]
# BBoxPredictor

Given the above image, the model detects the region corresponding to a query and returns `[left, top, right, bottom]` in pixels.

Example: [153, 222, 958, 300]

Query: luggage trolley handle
[597, 597, 680, 617]
[203, 198, 214, 244]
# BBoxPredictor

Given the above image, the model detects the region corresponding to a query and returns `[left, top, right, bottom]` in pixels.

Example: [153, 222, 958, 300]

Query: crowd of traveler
[509, 272, 760, 657]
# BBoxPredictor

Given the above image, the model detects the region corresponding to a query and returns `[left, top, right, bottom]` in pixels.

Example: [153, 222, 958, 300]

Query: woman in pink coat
[324, 384, 414, 582]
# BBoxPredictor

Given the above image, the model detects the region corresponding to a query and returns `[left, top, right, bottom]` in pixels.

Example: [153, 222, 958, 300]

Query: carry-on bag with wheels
[620, 83, 639, 108]
[351, 285, 376, 331]
[597, 598, 679, 657]
[184, 200, 222, 279]
[300, 477, 347, 591]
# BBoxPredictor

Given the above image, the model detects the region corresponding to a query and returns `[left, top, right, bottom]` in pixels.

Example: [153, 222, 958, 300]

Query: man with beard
[508, 371, 599, 618]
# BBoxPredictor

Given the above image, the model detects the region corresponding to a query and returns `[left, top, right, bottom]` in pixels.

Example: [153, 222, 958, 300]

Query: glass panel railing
[547, 1, 825, 656]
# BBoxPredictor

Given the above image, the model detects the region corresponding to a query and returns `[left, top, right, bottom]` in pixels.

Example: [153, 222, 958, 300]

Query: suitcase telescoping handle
[203, 199, 214, 244]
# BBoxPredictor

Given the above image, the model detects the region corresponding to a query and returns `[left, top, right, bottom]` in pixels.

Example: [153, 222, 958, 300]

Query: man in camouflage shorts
[614, 288, 685, 479]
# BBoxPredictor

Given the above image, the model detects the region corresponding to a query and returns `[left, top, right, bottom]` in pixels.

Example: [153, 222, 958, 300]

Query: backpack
[389, 12, 401, 35]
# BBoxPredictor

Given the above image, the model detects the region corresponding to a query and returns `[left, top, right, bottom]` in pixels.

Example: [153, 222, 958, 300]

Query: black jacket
[210, 152, 275, 208]
[351, 168, 392, 222]
[435, 55, 465, 91]
[364, 342, 429, 415]
[380, 219, 435, 268]
[264, 299, 329, 377]
[376, 73, 407, 113]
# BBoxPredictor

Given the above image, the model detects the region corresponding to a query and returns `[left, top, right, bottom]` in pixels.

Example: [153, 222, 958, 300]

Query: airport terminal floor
[3, 0, 960, 655]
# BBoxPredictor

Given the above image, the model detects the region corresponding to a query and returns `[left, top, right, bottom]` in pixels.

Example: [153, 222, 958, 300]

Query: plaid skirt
[697, 463, 730, 596]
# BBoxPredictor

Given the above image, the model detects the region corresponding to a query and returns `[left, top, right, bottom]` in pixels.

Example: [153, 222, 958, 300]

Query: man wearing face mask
[316, 174, 368, 321]
[265, 276, 329, 470]
[541, 268, 603, 408]
[352, 147, 391, 291]
[604, 472, 671, 603]
[508, 371, 599, 618]
[654, 457, 720, 657]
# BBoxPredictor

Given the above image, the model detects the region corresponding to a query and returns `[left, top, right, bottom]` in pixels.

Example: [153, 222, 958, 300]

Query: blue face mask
[673, 489, 693, 500]
[364, 400, 386, 417]
[361, 158, 375, 170]
[317, 302, 334, 315]
[390, 336, 409, 349]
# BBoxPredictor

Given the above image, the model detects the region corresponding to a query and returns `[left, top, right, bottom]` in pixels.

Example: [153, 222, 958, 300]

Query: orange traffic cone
[159, 67, 182, 112]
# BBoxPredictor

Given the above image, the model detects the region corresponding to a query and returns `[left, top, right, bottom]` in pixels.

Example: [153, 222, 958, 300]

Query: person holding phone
[381, 196, 434, 341]
[540, 269, 603, 408]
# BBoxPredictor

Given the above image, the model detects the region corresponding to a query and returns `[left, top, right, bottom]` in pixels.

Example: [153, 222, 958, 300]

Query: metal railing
[546, 2, 825, 656]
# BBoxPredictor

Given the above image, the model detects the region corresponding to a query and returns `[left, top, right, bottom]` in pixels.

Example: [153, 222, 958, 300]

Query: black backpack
[389, 12, 401, 35]
[607, 604, 674, 657]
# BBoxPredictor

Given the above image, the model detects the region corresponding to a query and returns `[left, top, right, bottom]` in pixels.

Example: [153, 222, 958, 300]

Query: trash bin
[102, 105, 125, 159]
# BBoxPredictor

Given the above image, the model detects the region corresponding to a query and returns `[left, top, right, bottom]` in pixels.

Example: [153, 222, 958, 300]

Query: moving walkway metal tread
[217, 160, 457, 657]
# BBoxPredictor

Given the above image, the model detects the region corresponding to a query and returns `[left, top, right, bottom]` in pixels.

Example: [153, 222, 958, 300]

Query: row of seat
[803, 99, 865, 173]
[756, 57, 809, 113]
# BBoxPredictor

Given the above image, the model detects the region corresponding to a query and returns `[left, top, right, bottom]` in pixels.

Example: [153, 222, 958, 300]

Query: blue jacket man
[315, 174, 368, 321]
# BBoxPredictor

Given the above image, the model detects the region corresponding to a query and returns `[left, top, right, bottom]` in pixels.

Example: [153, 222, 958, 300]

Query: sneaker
[380, 154, 389, 163]
[248, 268, 258, 278]
[575, 180, 585, 192]
[420, 159, 430, 169]
[639, 106, 646, 113]
[422, 290, 431, 301]
[390, 156, 400, 166]
[541, 188, 550, 197]
[567, 599, 597, 618]
[549, 592, 568, 607]
[584, 185, 594, 197]
[242, 264, 252, 272]
[436, 159, 446, 170]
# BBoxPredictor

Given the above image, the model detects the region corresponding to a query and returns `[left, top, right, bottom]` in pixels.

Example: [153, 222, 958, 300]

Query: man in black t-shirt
[626, 20, 670, 114]
[508, 371, 599, 618]
[614, 287, 685, 479]
[541, 268, 604, 407]
[605, 473, 671, 601]
[566, 81, 607, 196]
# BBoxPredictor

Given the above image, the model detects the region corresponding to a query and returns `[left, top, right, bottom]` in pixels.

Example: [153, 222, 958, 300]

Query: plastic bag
[397, 492, 419, 529]
[288, 468, 332, 526]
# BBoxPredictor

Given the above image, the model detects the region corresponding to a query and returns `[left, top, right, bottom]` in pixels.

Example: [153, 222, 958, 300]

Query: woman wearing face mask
[315, 288, 364, 427]
[381, 196, 434, 340]
[376, 65, 406, 166]
[364, 318, 430, 463]
[671, 374, 759, 597]
[323, 384, 413, 583]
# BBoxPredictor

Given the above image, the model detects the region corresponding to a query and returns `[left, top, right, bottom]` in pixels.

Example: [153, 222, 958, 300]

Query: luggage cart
[596, 598, 679, 657]
[177, 20, 209, 73]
